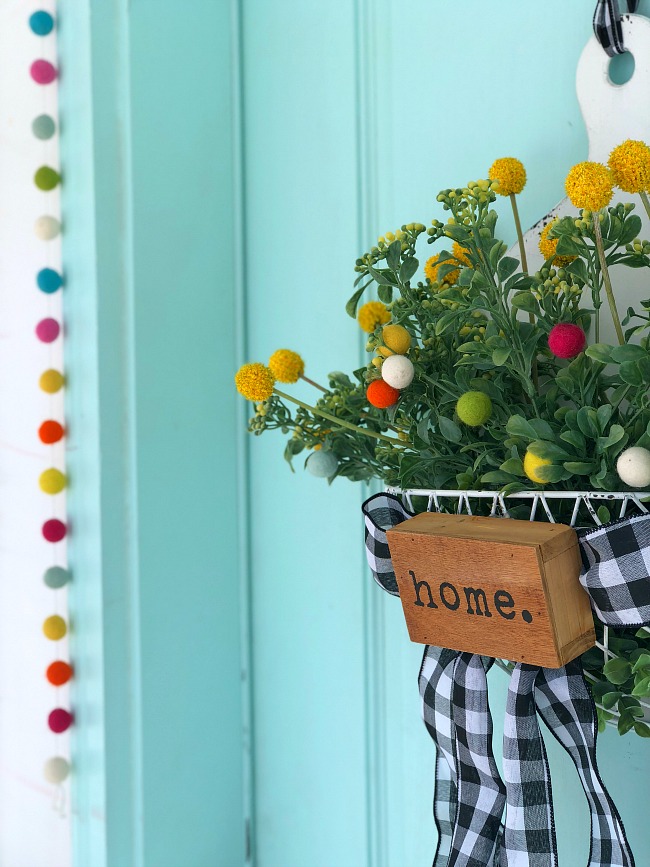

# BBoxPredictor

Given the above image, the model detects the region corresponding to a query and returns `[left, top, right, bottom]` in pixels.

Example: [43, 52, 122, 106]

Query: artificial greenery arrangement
[235, 140, 650, 736]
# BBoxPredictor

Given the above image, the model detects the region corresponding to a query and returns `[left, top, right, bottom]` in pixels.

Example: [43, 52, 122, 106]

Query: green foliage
[257, 184, 650, 496]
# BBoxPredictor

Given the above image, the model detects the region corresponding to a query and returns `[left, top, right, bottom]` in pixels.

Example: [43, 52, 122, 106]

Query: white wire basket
[386, 488, 650, 726]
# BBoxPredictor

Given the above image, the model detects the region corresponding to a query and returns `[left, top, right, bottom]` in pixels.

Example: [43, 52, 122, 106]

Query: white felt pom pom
[306, 450, 338, 478]
[44, 756, 70, 783]
[616, 446, 650, 488]
[381, 354, 414, 390]
[34, 215, 61, 240]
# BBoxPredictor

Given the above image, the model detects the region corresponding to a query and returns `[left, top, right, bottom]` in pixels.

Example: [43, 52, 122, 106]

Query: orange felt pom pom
[366, 379, 399, 408]
[46, 660, 73, 686]
[39, 420, 65, 444]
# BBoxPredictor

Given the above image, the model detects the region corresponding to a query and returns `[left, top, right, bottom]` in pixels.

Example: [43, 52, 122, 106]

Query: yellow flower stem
[300, 374, 328, 392]
[640, 191, 650, 222]
[273, 388, 404, 445]
[509, 193, 539, 391]
[592, 213, 625, 345]
[509, 193, 529, 274]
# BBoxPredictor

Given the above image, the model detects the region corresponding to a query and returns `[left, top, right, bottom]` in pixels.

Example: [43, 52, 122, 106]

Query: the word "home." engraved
[409, 570, 533, 624]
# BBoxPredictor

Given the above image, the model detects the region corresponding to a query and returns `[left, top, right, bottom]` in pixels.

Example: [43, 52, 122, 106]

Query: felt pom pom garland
[28, 5, 73, 801]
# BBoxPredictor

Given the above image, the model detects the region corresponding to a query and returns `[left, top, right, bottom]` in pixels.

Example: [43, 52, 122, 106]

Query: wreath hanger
[593, 0, 640, 56]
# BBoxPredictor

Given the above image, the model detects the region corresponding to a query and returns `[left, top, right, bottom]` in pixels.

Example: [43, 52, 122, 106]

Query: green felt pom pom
[34, 165, 61, 191]
[456, 391, 492, 427]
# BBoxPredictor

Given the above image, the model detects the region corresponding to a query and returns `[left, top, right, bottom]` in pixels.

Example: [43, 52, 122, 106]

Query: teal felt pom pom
[37, 268, 63, 294]
[32, 114, 56, 140]
[29, 11, 54, 36]
[306, 450, 338, 478]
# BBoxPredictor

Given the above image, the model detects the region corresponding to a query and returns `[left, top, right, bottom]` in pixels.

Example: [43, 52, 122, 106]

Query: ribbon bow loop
[579, 513, 650, 627]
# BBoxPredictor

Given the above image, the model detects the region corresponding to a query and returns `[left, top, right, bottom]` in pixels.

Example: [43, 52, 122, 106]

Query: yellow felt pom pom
[39, 468, 67, 495]
[608, 139, 650, 193]
[43, 615, 67, 641]
[357, 301, 390, 333]
[39, 369, 65, 393]
[488, 157, 526, 196]
[376, 345, 394, 358]
[456, 391, 492, 427]
[235, 363, 275, 401]
[268, 349, 305, 383]
[523, 451, 551, 484]
[565, 162, 613, 211]
[382, 324, 411, 354]
[538, 220, 576, 267]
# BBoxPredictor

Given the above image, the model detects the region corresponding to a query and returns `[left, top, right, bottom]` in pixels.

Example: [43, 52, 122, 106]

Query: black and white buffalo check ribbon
[363, 493, 635, 867]
[579, 513, 650, 627]
[593, 0, 639, 56]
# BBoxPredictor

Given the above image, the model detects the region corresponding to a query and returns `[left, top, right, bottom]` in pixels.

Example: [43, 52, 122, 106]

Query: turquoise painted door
[59, 1, 650, 865]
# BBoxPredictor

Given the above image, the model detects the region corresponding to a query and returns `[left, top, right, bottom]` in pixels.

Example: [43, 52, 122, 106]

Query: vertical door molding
[353, 1, 390, 864]
[59, 1, 248, 865]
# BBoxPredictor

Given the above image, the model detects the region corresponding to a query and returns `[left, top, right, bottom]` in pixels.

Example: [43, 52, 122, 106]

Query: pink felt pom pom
[30, 60, 57, 84]
[36, 318, 60, 343]
[42, 519, 66, 543]
[48, 708, 73, 734]
[548, 322, 586, 359]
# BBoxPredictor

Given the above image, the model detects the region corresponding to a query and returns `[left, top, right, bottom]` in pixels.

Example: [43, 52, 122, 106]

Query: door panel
[242, 2, 650, 865]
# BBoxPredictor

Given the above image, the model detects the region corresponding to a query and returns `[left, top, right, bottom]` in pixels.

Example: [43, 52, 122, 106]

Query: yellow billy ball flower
[488, 157, 526, 196]
[452, 241, 471, 266]
[268, 349, 304, 383]
[357, 300, 391, 333]
[424, 254, 460, 286]
[235, 362, 275, 401]
[565, 161, 613, 211]
[538, 220, 576, 267]
[382, 324, 411, 354]
[424, 255, 438, 283]
[456, 391, 492, 427]
[608, 139, 650, 193]
[523, 451, 551, 484]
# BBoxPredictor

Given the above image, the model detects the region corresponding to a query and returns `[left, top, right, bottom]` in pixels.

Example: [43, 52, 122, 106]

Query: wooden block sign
[386, 513, 595, 668]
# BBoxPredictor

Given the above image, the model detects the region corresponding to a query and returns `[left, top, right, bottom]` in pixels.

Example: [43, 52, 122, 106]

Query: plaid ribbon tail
[420, 647, 505, 867]
[448, 653, 505, 867]
[535, 662, 636, 867]
[433, 750, 457, 867]
[420, 646, 463, 867]
[503, 664, 556, 867]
